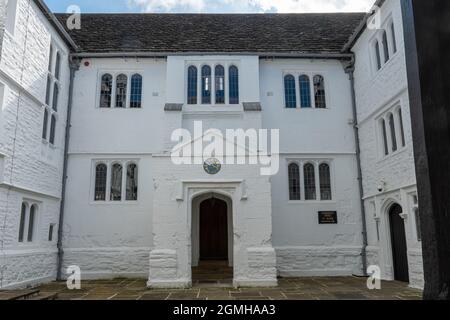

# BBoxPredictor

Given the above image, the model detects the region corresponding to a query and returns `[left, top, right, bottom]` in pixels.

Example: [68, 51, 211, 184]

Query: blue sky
[44, 0, 374, 14]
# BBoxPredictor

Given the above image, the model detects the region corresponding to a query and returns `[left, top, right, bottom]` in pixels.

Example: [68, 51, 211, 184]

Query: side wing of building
[351, 0, 423, 288]
[0, 0, 71, 289]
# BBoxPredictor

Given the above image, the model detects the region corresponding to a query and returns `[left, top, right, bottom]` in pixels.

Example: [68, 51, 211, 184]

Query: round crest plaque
[203, 158, 222, 175]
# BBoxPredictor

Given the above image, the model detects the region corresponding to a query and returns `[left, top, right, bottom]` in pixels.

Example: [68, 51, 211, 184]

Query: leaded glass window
[48, 46, 53, 72]
[48, 224, 54, 242]
[42, 108, 49, 140]
[18, 203, 27, 243]
[382, 30, 390, 62]
[95, 164, 107, 201]
[313, 75, 326, 109]
[398, 108, 406, 147]
[202, 66, 211, 104]
[49, 114, 56, 145]
[299, 75, 311, 108]
[55, 52, 61, 80]
[229, 66, 239, 104]
[126, 163, 138, 201]
[27, 205, 36, 242]
[187, 66, 198, 104]
[115, 74, 127, 108]
[130, 74, 142, 108]
[110, 163, 123, 201]
[284, 75, 296, 109]
[100, 74, 112, 108]
[319, 163, 332, 200]
[391, 22, 397, 54]
[375, 41, 382, 70]
[381, 119, 389, 155]
[389, 113, 397, 152]
[215, 65, 225, 104]
[45, 75, 52, 105]
[52, 83, 59, 111]
[288, 163, 301, 200]
[304, 163, 316, 200]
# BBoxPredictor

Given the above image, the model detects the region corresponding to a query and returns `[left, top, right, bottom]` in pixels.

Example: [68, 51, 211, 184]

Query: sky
[44, 0, 375, 14]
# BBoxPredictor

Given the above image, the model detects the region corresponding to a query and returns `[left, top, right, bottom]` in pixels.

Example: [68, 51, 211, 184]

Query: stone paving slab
[0, 277, 423, 300]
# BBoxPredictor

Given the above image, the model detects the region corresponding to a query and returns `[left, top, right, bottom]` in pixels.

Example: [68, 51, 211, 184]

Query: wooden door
[200, 198, 228, 261]
[389, 204, 410, 283]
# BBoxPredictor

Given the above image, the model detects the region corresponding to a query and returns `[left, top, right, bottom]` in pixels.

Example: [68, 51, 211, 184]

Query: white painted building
[0, 0, 424, 290]
[0, 0, 76, 288]
[348, 0, 423, 288]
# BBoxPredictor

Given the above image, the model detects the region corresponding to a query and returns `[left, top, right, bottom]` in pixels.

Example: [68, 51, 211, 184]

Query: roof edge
[33, 0, 78, 51]
[71, 51, 354, 59]
[342, 0, 387, 52]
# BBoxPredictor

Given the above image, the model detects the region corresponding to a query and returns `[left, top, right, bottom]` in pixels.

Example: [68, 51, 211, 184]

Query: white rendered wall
[0, 0, 70, 288]
[64, 54, 365, 283]
[64, 55, 277, 285]
[0, 0, 6, 55]
[260, 59, 364, 276]
[352, 0, 423, 288]
[61, 58, 166, 279]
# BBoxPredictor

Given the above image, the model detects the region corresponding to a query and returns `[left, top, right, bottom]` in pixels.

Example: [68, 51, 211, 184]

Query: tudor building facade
[0, 0, 424, 289]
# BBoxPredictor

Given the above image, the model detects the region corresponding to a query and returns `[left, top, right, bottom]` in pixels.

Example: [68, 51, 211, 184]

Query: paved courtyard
[15, 276, 420, 300]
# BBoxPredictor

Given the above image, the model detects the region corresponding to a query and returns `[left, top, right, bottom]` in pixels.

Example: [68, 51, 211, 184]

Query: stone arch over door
[148, 177, 277, 289]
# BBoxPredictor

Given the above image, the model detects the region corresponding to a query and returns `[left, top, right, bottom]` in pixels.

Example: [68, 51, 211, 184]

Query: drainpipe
[56, 56, 80, 281]
[344, 55, 368, 277]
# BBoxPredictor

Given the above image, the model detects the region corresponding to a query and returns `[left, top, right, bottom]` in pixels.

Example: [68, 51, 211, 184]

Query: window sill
[183, 104, 243, 114]
[287, 200, 337, 205]
[377, 145, 408, 163]
[16, 242, 40, 249]
[90, 200, 140, 206]
[97, 107, 143, 110]
[284, 107, 330, 110]
[372, 51, 400, 79]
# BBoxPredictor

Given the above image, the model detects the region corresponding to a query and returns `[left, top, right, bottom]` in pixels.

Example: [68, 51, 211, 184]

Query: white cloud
[129, 0, 375, 13]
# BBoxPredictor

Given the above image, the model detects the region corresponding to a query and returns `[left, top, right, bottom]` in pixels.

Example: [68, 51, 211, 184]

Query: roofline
[32, 0, 79, 51]
[342, 0, 386, 52]
[70, 52, 354, 60]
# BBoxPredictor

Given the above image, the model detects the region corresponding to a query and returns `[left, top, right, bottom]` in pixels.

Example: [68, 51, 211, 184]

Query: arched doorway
[191, 193, 233, 285]
[389, 203, 410, 283]
[200, 197, 229, 260]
